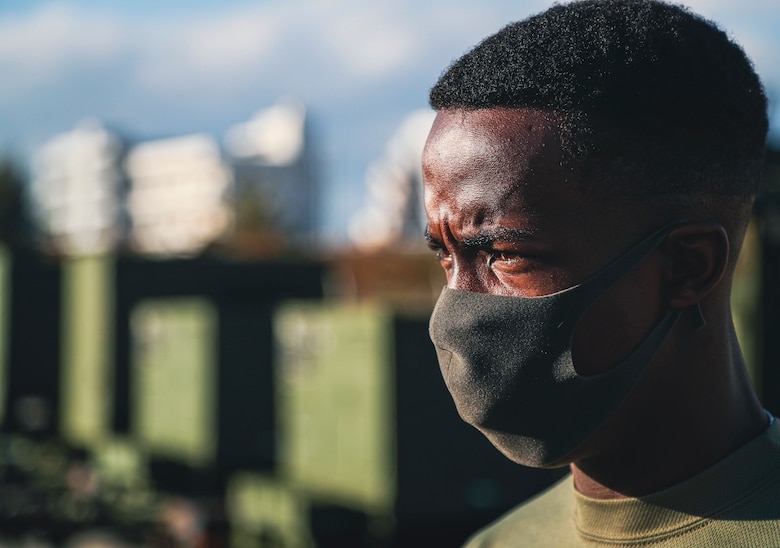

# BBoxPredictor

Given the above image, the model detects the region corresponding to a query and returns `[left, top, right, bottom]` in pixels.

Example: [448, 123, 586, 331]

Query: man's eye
[436, 248, 453, 263]
[491, 250, 521, 262]
[427, 242, 451, 264]
[489, 250, 529, 272]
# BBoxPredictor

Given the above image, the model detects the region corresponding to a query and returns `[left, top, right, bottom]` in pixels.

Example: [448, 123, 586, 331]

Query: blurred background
[0, 0, 779, 546]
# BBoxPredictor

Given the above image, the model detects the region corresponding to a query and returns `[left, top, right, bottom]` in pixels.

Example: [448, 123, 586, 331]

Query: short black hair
[430, 0, 768, 200]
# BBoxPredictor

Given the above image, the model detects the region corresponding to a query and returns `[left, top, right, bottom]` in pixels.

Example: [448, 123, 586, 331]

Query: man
[422, 0, 780, 545]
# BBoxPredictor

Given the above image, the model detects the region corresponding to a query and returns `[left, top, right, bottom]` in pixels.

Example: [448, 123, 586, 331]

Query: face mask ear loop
[692, 302, 706, 331]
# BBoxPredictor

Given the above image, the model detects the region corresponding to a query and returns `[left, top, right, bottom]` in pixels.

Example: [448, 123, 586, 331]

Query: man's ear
[661, 223, 729, 309]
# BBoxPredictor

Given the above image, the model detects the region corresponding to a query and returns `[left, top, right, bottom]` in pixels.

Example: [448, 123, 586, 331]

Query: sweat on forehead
[423, 108, 563, 193]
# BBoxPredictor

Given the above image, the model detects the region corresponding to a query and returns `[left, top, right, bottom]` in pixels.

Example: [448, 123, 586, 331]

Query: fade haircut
[429, 0, 768, 202]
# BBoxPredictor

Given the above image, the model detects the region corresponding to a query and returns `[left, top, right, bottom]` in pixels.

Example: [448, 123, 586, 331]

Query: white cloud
[165, 13, 278, 73]
[321, 8, 418, 78]
[0, 3, 123, 95]
[0, 0, 550, 103]
[130, 7, 281, 95]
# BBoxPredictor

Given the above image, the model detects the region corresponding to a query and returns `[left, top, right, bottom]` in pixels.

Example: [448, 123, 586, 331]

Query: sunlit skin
[423, 108, 767, 499]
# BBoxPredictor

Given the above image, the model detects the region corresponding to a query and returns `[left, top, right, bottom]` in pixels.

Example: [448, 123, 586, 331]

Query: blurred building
[125, 134, 232, 257]
[29, 99, 320, 259]
[31, 120, 126, 256]
[349, 109, 436, 250]
[224, 98, 319, 256]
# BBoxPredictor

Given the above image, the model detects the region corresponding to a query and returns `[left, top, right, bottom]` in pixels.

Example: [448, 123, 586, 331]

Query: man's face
[422, 108, 668, 376]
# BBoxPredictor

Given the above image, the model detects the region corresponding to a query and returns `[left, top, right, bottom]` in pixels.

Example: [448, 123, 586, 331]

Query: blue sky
[1, 0, 779, 242]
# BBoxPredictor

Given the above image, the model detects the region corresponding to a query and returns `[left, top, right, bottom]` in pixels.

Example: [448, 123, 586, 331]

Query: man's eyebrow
[424, 226, 535, 249]
[462, 227, 534, 248]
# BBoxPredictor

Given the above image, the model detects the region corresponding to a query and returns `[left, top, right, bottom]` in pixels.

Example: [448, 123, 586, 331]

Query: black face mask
[429, 224, 693, 467]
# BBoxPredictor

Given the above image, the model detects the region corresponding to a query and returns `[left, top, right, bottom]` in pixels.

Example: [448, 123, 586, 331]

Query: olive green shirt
[466, 420, 780, 547]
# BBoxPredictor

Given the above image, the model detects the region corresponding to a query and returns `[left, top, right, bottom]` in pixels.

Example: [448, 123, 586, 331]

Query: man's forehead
[423, 108, 567, 203]
[424, 108, 561, 175]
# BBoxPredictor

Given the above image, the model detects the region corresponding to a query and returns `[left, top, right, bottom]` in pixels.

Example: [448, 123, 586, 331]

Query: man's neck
[569, 381, 767, 499]
[569, 320, 768, 499]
